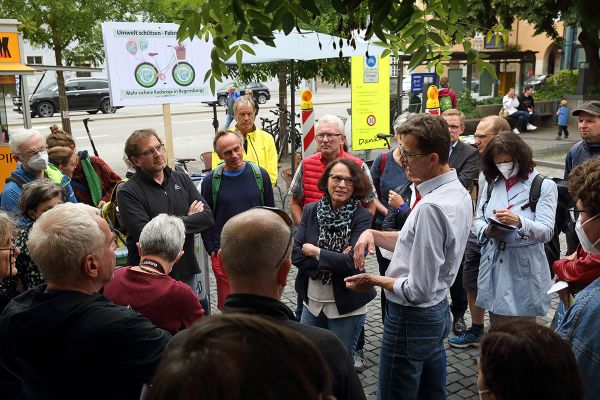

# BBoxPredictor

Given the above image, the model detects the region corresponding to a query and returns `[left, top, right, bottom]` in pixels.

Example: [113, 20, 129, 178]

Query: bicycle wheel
[172, 62, 195, 86]
[135, 63, 159, 88]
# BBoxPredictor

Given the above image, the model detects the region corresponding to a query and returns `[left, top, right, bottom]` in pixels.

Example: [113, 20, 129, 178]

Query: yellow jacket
[212, 126, 278, 185]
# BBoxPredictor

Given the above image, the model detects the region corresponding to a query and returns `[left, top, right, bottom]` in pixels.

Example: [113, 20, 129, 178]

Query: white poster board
[101, 22, 214, 106]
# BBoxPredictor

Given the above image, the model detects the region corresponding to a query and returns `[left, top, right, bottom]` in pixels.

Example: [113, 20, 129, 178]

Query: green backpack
[440, 95, 453, 112]
[211, 161, 264, 211]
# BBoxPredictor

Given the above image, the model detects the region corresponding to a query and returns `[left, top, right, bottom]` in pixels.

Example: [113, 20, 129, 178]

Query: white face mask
[495, 161, 519, 180]
[575, 214, 600, 254]
[27, 151, 49, 171]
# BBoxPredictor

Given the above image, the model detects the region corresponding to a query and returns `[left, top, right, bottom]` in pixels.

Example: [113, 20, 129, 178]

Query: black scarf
[316, 195, 359, 253]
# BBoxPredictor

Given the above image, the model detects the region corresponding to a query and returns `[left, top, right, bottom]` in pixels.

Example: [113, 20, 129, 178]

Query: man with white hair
[0, 203, 170, 399]
[1, 128, 76, 222]
[104, 214, 205, 334]
[289, 114, 376, 225]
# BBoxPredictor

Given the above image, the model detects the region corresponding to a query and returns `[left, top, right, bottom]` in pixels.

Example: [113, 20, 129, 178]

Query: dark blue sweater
[200, 162, 274, 253]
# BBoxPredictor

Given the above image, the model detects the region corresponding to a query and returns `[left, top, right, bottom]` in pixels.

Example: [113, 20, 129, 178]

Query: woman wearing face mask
[473, 132, 558, 325]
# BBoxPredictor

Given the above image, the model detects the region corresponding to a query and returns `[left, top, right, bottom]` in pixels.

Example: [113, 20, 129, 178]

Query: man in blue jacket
[222, 86, 240, 130]
[1, 128, 76, 226]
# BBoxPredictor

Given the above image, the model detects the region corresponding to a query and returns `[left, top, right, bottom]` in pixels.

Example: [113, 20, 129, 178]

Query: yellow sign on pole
[351, 55, 390, 151]
[0, 32, 21, 64]
[0, 145, 18, 191]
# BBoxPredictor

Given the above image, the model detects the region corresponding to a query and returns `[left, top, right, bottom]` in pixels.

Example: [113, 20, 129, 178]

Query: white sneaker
[512, 128, 520, 134]
[527, 123, 537, 130]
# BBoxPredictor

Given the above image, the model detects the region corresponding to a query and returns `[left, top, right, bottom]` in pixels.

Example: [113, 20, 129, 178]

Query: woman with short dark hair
[293, 158, 375, 359]
[474, 132, 557, 324]
[478, 320, 582, 400]
[15, 179, 64, 290]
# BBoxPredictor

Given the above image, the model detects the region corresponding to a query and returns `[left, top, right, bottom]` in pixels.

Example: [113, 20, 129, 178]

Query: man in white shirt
[346, 113, 473, 400]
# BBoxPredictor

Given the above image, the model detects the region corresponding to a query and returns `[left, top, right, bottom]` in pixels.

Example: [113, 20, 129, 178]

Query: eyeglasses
[329, 174, 354, 186]
[137, 143, 165, 157]
[448, 125, 462, 130]
[254, 206, 294, 269]
[474, 133, 490, 140]
[400, 148, 427, 158]
[315, 132, 343, 140]
[19, 145, 48, 159]
[0, 238, 17, 275]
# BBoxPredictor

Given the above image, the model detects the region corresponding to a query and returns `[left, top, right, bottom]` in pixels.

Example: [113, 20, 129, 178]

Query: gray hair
[213, 130, 244, 156]
[139, 214, 185, 262]
[233, 95, 256, 114]
[315, 114, 344, 136]
[221, 208, 292, 281]
[9, 128, 44, 154]
[19, 179, 65, 216]
[28, 203, 104, 283]
[393, 112, 416, 135]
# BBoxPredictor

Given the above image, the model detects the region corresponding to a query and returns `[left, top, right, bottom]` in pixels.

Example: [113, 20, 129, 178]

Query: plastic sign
[351, 55, 390, 150]
[0, 32, 20, 63]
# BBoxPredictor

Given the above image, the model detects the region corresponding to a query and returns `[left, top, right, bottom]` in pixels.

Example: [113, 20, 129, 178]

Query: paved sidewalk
[197, 122, 574, 399]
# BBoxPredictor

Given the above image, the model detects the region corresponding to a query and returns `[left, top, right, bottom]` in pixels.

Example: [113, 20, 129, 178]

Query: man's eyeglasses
[137, 143, 165, 157]
[0, 239, 17, 275]
[254, 206, 294, 269]
[400, 149, 427, 159]
[329, 175, 354, 186]
[18, 145, 48, 159]
[315, 133, 343, 140]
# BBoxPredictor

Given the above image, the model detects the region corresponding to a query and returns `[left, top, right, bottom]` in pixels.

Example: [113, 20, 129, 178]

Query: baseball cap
[572, 100, 600, 116]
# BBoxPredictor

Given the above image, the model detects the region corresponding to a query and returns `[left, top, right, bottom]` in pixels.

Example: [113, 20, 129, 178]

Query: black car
[216, 82, 270, 106]
[14, 78, 122, 118]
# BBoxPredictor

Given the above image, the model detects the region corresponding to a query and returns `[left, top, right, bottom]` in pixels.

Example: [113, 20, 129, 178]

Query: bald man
[219, 208, 366, 400]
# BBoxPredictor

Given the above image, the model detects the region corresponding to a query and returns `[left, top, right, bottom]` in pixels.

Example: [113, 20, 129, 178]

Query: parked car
[216, 82, 271, 106]
[13, 78, 122, 118]
[525, 74, 551, 89]
[462, 77, 480, 92]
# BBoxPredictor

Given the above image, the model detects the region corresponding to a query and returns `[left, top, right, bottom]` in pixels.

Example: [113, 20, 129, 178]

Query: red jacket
[438, 87, 457, 109]
[553, 246, 600, 291]
[302, 150, 363, 205]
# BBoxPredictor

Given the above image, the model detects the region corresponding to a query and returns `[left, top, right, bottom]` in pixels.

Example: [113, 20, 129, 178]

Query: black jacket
[223, 294, 366, 400]
[449, 140, 479, 191]
[293, 202, 376, 315]
[0, 285, 171, 400]
[118, 167, 214, 280]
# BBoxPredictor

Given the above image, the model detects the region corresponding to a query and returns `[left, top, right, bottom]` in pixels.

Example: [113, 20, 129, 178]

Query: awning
[0, 63, 37, 75]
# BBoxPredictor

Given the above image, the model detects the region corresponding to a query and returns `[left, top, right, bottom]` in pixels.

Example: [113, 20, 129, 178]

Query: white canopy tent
[224, 30, 387, 173]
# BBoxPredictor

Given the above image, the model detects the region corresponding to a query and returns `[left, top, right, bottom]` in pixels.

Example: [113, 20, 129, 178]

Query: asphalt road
[5, 90, 364, 176]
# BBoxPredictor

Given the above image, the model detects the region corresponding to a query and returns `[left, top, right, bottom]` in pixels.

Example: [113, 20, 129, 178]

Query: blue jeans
[510, 110, 530, 131]
[221, 113, 235, 130]
[301, 305, 365, 359]
[378, 299, 451, 400]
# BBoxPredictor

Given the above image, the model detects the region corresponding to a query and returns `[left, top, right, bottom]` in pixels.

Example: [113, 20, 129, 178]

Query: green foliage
[534, 70, 579, 100]
[476, 96, 503, 105]
[173, 0, 505, 92]
[457, 89, 479, 118]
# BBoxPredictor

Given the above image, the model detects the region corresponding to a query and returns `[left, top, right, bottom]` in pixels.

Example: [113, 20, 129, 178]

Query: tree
[2, 0, 147, 133]
[489, 0, 600, 93]
[174, 0, 501, 93]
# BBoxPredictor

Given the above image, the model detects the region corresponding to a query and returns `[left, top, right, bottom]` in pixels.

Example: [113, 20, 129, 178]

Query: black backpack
[485, 175, 573, 273]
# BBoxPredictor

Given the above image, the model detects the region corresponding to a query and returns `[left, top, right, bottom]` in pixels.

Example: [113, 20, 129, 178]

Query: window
[65, 83, 80, 91]
[26, 56, 43, 65]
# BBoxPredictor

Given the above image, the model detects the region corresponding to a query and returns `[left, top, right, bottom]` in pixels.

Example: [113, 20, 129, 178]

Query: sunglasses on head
[254, 206, 294, 269]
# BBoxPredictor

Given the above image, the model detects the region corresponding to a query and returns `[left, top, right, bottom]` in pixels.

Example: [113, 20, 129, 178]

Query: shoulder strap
[211, 164, 225, 209]
[522, 174, 545, 212]
[481, 179, 495, 214]
[247, 161, 264, 206]
[379, 151, 388, 177]
[5, 175, 26, 189]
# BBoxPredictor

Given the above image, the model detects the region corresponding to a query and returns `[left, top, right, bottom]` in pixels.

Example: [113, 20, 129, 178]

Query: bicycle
[174, 157, 205, 182]
[267, 108, 302, 161]
[126, 39, 195, 88]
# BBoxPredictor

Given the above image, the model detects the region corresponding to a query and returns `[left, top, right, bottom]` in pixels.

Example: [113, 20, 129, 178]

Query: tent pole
[290, 59, 296, 176]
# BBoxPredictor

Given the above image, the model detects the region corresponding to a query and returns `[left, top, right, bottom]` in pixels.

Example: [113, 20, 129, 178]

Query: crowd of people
[0, 82, 598, 400]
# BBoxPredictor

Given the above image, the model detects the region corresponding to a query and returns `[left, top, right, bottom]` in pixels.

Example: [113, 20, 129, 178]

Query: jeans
[301, 305, 365, 359]
[511, 110, 530, 131]
[378, 299, 451, 400]
[449, 262, 468, 319]
[221, 113, 235, 130]
[210, 253, 231, 311]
